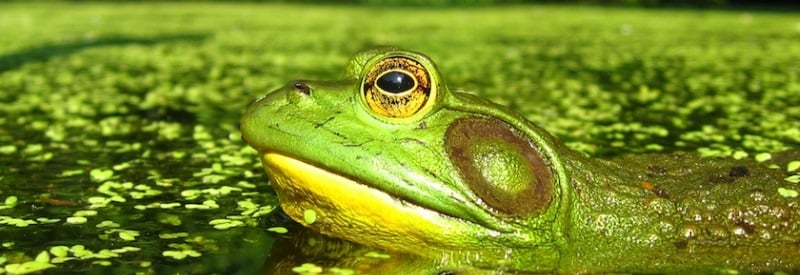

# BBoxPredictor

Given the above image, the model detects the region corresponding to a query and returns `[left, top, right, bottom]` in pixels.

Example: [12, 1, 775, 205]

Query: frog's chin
[259, 152, 486, 254]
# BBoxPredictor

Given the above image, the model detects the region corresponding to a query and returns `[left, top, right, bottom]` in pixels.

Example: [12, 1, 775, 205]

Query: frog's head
[241, 47, 570, 256]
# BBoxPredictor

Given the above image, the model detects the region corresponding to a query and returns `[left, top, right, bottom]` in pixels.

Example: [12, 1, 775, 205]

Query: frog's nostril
[292, 81, 311, 95]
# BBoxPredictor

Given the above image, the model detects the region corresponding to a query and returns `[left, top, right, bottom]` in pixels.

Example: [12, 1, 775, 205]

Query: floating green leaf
[754, 153, 772, 163]
[778, 188, 799, 198]
[329, 267, 356, 275]
[159, 232, 190, 239]
[96, 220, 120, 228]
[4, 196, 17, 207]
[788, 161, 800, 173]
[50, 246, 70, 257]
[3, 261, 55, 274]
[267, 227, 288, 234]
[364, 251, 391, 259]
[89, 169, 115, 182]
[65, 217, 88, 225]
[162, 249, 202, 260]
[118, 230, 140, 241]
[304, 209, 317, 224]
[292, 263, 323, 274]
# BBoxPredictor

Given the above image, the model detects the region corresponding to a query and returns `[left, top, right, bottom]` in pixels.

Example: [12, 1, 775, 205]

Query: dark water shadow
[0, 33, 208, 73]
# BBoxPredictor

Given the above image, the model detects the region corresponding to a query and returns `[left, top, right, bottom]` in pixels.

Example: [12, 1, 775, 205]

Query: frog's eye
[361, 56, 436, 123]
[377, 71, 416, 93]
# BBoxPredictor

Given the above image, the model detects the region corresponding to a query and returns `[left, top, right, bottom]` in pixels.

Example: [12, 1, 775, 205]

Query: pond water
[1, 3, 799, 274]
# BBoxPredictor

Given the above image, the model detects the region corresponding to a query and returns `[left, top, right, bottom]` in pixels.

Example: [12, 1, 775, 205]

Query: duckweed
[158, 202, 182, 209]
[238, 199, 276, 217]
[364, 251, 391, 259]
[89, 169, 115, 183]
[93, 260, 112, 266]
[65, 217, 88, 225]
[236, 181, 257, 189]
[731, 151, 748, 160]
[777, 188, 799, 198]
[3, 260, 55, 274]
[116, 230, 141, 241]
[303, 209, 317, 225]
[0, 145, 16, 155]
[159, 232, 190, 239]
[1, 2, 797, 274]
[755, 153, 772, 163]
[0, 217, 35, 227]
[162, 250, 202, 260]
[292, 263, 323, 274]
[49, 246, 70, 258]
[34, 218, 60, 224]
[788, 161, 800, 173]
[185, 200, 220, 210]
[209, 218, 245, 230]
[329, 267, 356, 275]
[0, 196, 16, 210]
[72, 210, 97, 217]
[267, 227, 288, 234]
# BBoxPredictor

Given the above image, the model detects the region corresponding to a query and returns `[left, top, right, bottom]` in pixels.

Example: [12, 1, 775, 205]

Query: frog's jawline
[262, 152, 422, 209]
[260, 152, 488, 239]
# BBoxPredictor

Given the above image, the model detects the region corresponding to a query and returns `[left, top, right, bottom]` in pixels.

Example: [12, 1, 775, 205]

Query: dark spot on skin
[654, 188, 670, 199]
[646, 164, 668, 175]
[708, 166, 750, 184]
[416, 121, 427, 130]
[728, 166, 750, 178]
[642, 181, 670, 199]
[734, 219, 756, 234]
[708, 174, 735, 184]
[673, 240, 688, 249]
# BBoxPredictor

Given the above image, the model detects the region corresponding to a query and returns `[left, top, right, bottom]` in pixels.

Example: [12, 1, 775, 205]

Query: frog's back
[563, 149, 800, 272]
[625, 150, 800, 247]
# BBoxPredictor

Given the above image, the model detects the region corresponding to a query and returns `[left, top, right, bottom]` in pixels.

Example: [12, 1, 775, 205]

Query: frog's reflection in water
[260, 211, 495, 275]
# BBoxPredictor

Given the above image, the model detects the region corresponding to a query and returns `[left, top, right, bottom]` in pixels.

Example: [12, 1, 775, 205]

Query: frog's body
[241, 47, 800, 273]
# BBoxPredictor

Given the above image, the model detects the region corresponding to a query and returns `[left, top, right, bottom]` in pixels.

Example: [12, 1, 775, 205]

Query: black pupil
[377, 71, 415, 94]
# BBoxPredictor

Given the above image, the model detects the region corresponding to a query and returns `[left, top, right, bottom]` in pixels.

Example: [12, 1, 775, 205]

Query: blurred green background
[4, 0, 798, 7]
[1, 1, 798, 274]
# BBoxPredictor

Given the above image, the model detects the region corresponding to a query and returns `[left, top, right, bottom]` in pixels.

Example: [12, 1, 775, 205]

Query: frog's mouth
[260, 152, 487, 252]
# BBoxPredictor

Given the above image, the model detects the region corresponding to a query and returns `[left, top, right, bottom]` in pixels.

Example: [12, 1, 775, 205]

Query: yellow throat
[260, 152, 479, 254]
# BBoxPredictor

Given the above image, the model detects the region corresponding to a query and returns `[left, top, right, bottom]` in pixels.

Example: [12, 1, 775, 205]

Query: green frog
[241, 47, 800, 273]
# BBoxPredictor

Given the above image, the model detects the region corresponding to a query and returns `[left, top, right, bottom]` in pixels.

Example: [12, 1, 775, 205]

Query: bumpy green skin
[562, 150, 800, 272]
[241, 47, 800, 273]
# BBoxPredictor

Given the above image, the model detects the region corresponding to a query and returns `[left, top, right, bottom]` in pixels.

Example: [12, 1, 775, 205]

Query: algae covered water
[1, 3, 798, 274]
